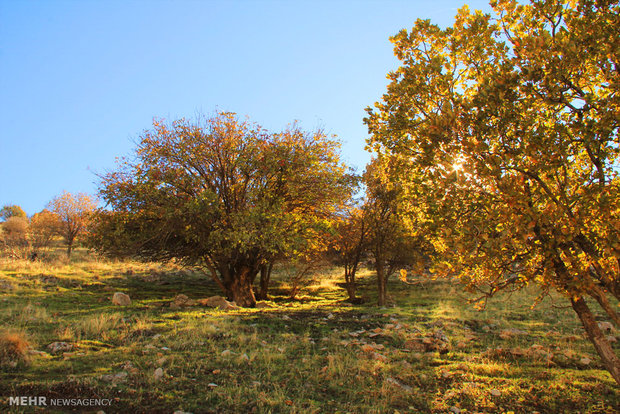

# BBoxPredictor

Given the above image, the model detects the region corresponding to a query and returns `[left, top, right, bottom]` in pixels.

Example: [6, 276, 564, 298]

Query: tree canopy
[365, 0, 620, 383]
[0, 205, 26, 221]
[91, 112, 352, 306]
[48, 192, 97, 258]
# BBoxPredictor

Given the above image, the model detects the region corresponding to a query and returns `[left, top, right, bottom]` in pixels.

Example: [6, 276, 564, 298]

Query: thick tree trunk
[571, 296, 620, 385]
[344, 267, 357, 301]
[229, 266, 257, 307]
[345, 280, 357, 301]
[256, 263, 272, 300]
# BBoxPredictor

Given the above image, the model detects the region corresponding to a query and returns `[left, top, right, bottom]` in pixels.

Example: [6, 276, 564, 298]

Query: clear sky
[0, 0, 492, 215]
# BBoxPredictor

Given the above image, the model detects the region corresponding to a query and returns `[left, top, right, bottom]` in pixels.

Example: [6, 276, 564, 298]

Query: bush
[0, 330, 31, 367]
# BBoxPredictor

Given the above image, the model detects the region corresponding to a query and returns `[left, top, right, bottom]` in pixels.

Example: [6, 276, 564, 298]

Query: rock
[198, 296, 239, 310]
[579, 357, 592, 366]
[47, 342, 73, 354]
[154, 367, 164, 380]
[239, 353, 250, 362]
[173, 411, 192, 414]
[255, 301, 275, 309]
[111, 292, 131, 306]
[385, 377, 412, 392]
[221, 349, 233, 357]
[207, 383, 218, 388]
[450, 407, 462, 414]
[101, 371, 128, 383]
[172, 294, 196, 307]
[490, 389, 501, 397]
[598, 321, 615, 333]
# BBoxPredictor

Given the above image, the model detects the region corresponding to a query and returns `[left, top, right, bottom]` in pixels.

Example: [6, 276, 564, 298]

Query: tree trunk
[256, 263, 272, 300]
[344, 267, 357, 301]
[66, 243, 73, 258]
[571, 296, 620, 385]
[229, 266, 257, 307]
[345, 279, 357, 301]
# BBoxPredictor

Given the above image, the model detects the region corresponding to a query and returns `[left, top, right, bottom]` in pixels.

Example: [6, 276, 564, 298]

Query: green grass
[0, 251, 618, 413]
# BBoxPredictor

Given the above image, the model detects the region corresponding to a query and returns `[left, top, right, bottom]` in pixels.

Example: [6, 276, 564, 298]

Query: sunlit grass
[0, 252, 618, 413]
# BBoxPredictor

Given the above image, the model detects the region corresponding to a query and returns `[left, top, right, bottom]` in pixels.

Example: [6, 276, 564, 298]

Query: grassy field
[0, 250, 618, 413]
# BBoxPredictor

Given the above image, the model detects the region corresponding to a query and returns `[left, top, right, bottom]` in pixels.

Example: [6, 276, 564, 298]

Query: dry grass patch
[0, 330, 32, 367]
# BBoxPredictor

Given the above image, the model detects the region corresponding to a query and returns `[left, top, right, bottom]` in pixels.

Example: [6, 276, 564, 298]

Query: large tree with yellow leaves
[92, 112, 351, 307]
[365, 0, 620, 383]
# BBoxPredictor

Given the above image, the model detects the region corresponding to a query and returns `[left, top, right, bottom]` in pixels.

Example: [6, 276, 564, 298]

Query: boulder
[47, 342, 73, 354]
[598, 321, 615, 334]
[198, 296, 239, 310]
[255, 301, 275, 309]
[111, 292, 131, 306]
[100, 371, 128, 383]
[171, 294, 196, 308]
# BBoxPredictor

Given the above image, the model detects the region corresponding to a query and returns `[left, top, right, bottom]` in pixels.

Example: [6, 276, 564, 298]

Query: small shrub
[0, 330, 31, 367]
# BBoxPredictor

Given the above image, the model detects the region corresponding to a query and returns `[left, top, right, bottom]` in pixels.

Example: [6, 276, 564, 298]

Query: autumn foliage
[366, 0, 620, 383]
[90, 112, 351, 307]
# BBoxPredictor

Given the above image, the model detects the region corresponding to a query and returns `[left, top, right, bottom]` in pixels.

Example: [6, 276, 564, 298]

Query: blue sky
[0, 0, 492, 215]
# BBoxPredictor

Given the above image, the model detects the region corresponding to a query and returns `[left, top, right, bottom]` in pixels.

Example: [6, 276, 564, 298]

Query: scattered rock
[198, 296, 239, 310]
[101, 371, 128, 383]
[450, 407, 462, 414]
[171, 294, 196, 308]
[579, 357, 592, 366]
[490, 389, 501, 397]
[598, 321, 615, 334]
[385, 377, 412, 392]
[239, 353, 250, 362]
[154, 367, 164, 380]
[207, 383, 218, 388]
[173, 411, 192, 414]
[255, 301, 275, 309]
[221, 349, 233, 357]
[111, 292, 131, 306]
[47, 342, 73, 354]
